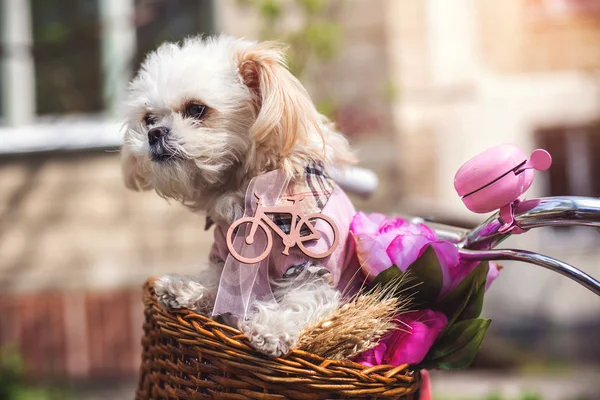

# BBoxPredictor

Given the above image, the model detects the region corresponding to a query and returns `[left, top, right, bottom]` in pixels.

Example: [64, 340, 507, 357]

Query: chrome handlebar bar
[462, 197, 600, 249]
[459, 248, 600, 295]
[417, 197, 600, 296]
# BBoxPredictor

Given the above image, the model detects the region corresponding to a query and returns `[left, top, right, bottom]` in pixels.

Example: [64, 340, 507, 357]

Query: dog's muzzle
[148, 127, 174, 162]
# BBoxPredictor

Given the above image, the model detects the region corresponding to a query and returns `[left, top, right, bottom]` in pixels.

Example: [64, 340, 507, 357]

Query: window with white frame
[0, 0, 215, 154]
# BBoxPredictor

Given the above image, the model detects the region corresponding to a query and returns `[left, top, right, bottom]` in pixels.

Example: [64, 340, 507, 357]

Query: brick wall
[0, 288, 143, 380]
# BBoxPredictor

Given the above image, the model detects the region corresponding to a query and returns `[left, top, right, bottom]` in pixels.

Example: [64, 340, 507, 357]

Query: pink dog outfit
[210, 162, 363, 318]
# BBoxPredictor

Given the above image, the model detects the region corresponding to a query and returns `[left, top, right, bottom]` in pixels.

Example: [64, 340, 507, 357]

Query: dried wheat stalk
[296, 276, 415, 360]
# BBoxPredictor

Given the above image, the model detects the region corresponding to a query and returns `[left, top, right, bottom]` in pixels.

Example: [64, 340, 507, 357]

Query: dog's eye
[143, 114, 157, 126]
[184, 103, 207, 120]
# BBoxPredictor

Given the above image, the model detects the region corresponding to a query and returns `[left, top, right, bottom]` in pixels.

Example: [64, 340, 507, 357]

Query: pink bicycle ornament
[226, 192, 339, 264]
[454, 144, 552, 234]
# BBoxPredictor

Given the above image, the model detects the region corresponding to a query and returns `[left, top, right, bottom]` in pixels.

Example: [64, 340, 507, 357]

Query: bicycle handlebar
[417, 196, 600, 296]
[328, 165, 378, 198]
[459, 248, 600, 296]
[462, 196, 600, 249]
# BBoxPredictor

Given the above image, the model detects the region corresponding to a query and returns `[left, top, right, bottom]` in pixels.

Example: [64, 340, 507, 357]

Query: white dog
[120, 35, 364, 356]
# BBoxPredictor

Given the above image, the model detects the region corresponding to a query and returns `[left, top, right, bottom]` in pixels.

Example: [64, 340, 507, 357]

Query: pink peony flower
[350, 213, 500, 368]
[350, 212, 436, 281]
[354, 309, 448, 366]
[350, 212, 498, 297]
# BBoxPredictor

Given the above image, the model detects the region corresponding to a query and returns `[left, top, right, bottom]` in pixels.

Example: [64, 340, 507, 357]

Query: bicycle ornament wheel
[226, 218, 273, 264]
[297, 213, 339, 259]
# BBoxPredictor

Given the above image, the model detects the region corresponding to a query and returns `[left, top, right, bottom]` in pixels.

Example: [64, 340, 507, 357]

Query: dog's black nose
[148, 127, 169, 146]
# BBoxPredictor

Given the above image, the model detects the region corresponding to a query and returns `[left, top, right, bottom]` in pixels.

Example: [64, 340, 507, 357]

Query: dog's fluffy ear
[237, 42, 304, 159]
[121, 147, 152, 191]
[236, 41, 356, 174]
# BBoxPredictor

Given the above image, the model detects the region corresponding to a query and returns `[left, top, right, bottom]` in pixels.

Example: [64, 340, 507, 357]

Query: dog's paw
[240, 323, 297, 357]
[252, 334, 296, 358]
[283, 263, 333, 285]
[154, 275, 213, 313]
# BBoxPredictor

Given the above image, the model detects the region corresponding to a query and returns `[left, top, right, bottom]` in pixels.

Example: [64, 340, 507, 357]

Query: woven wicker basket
[137, 279, 421, 399]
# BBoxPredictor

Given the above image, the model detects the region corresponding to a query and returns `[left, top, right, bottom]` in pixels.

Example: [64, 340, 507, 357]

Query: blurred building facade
[386, 0, 600, 334]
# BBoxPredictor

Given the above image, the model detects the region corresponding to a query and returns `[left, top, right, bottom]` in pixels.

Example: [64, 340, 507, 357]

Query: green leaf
[423, 318, 491, 369]
[459, 279, 486, 321]
[435, 262, 489, 325]
[368, 264, 404, 290]
[408, 246, 443, 309]
[427, 318, 490, 360]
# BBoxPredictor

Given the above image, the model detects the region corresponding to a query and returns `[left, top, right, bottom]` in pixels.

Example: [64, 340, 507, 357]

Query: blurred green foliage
[235, 0, 342, 80]
[383, 80, 400, 103]
[435, 391, 590, 400]
[0, 346, 65, 400]
[235, 0, 399, 122]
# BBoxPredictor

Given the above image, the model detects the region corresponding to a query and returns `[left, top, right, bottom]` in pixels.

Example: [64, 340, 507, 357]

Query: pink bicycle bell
[454, 144, 552, 233]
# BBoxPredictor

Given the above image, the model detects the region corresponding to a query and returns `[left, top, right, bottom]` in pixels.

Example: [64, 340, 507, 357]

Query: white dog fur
[121, 35, 355, 356]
